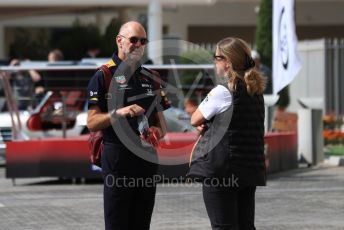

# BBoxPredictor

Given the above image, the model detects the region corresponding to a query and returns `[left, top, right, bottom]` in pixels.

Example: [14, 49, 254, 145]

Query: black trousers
[202, 181, 256, 230]
[102, 141, 157, 230]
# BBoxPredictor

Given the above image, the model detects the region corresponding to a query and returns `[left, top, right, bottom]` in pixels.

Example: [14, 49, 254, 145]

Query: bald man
[87, 21, 169, 230]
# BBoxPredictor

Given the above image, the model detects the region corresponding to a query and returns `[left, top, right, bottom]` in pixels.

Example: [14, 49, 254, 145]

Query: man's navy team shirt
[87, 53, 169, 144]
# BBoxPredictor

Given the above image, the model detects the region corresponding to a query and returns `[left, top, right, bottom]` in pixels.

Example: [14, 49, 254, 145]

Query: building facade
[0, 0, 344, 60]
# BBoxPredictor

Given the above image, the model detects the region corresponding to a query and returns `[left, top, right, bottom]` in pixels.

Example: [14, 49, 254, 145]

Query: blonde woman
[188, 37, 266, 230]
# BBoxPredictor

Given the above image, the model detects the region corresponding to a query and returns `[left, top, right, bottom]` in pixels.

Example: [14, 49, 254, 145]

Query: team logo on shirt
[140, 75, 149, 83]
[146, 88, 154, 96]
[115, 75, 126, 84]
[90, 91, 98, 97]
[203, 92, 212, 103]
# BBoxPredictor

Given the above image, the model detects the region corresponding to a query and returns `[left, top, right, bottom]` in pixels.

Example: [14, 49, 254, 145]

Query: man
[87, 21, 169, 230]
[9, 58, 43, 110]
[48, 49, 64, 62]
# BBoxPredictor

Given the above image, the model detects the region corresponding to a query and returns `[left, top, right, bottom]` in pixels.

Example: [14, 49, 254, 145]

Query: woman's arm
[191, 85, 232, 127]
[191, 109, 206, 127]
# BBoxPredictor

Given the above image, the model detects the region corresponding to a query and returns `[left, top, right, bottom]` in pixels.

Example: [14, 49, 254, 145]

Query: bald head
[116, 21, 147, 62]
[118, 21, 146, 38]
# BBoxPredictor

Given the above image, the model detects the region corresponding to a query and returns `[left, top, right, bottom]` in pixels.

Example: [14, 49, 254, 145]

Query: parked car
[0, 90, 198, 170]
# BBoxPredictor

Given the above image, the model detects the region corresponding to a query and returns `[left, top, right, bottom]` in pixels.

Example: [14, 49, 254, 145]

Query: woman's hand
[197, 124, 205, 133]
[196, 124, 208, 135]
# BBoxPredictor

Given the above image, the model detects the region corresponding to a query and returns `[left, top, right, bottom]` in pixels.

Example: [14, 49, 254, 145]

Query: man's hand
[116, 104, 145, 118]
[149, 126, 163, 140]
[140, 126, 162, 147]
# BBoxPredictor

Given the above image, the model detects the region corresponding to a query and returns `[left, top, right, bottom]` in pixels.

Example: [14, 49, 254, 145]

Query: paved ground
[0, 165, 344, 230]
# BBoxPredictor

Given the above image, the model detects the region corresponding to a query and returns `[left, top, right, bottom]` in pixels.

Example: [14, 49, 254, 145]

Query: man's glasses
[119, 35, 148, 45]
[213, 54, 226, 61]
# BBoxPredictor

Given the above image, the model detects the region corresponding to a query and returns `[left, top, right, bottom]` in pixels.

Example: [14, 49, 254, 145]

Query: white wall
[162, 1, 344, 40]
[163, 2, 258, 39]
[296, 2, 344, 25]
[288, 39, 326, 113]
[0, 12, 116, 28]
[1, 1, 344, 58]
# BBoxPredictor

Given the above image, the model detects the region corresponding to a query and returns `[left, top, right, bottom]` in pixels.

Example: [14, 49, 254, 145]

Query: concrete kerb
[324, 156, 344, 166]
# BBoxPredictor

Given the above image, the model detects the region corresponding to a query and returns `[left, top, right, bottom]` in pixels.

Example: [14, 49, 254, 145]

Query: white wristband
[110, 109, 120, 123]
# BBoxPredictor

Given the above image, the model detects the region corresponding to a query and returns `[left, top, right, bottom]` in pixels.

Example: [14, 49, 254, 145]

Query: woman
[188, 37, 266, 230]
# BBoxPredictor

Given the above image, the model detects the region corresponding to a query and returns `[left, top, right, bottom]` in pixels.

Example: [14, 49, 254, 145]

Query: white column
[0, 25, 5, 59]
[148, 0, 162, 64]
[95, 11, 105, 34]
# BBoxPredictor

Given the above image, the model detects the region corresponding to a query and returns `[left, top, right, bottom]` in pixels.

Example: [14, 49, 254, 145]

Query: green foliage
[51, 19, 102, 60]
[256, 0, 289, 108]
[9, 28, 50, 59]
[275, 86, 290, 109]
[256, 0, 272, 68]
[325, 145, 344, 156]
[180, 49, 212, 65]
[100, 18, 122, 57]
[9, 18, 123, 60]
[179, 49, 212, 86]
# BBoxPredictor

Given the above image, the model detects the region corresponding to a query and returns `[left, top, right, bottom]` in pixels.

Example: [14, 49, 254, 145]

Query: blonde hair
[216, 37, 266, 96]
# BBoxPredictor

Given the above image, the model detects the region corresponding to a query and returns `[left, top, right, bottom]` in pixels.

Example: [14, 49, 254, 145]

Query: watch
[110, 109, 120, 123]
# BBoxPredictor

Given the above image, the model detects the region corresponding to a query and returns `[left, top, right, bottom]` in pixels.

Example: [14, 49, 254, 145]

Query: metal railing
[325, 39, 344, 116]
[0, 63, 214, 140]
[0, 62, 280, 141]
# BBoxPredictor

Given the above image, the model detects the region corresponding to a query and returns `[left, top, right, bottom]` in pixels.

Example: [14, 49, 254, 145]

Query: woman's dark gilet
[188, 79, 266, 186]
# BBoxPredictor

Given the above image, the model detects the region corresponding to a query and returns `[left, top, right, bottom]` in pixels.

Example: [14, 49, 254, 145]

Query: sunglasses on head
[213, 54, 226, 61]
[119, 35, 148, 45]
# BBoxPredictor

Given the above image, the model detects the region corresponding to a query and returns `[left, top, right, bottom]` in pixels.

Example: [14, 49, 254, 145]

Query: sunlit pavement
[0, 165, 344, 230]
